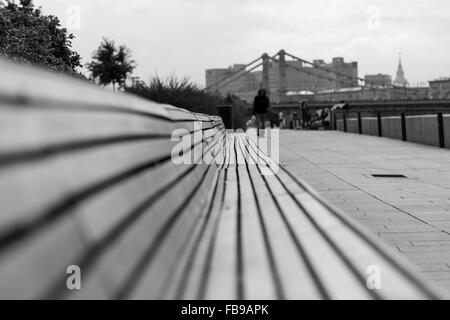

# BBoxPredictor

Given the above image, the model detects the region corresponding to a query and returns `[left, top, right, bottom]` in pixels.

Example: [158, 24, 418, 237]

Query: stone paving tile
[412, 240, 450, 247]
[402, 253, 450, 264]
[378, 232, 450, 242]
[384, 225, 437, 232]
[279, 130, 450, 297]
[422, 272, 450, 280]
[399, 245, 450, 253]
[416, 263, 450, 272]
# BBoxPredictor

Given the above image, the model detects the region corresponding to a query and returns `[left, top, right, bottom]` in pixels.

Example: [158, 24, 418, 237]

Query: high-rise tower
[394, 53, 409, 87]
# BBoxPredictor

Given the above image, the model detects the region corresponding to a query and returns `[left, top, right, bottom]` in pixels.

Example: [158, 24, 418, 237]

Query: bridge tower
[262, 53, 270, 98]
[278, 49, 288, 103]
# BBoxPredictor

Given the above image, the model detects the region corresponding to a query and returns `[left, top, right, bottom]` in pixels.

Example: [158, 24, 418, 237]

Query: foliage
[127, 76, 249, 129]
[0, 0, 81, 73]
[127, 75, 222, 116]
[86, 38, 136, 90]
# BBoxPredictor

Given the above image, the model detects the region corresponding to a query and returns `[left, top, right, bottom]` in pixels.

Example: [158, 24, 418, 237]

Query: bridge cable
[213, 61, 264, 93]
[205, 56, 262, 91]
[270, 56, 362, 92]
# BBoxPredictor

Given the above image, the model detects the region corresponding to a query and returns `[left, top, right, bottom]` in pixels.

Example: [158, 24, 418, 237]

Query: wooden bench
[0, 59, 441, 299]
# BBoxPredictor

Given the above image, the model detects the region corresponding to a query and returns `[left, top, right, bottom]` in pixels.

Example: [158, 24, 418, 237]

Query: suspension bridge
[205, 49, 426, 104]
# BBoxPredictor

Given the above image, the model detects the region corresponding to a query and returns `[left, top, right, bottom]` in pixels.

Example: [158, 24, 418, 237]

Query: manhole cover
[371, 174, 407, 178]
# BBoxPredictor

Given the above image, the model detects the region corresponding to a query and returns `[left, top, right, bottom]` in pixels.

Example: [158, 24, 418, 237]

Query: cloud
[34, 0, 450, 85]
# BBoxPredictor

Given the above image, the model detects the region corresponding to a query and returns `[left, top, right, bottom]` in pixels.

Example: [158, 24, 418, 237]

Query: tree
[0, 0, 82, 73]
[87, 38, 136, 90]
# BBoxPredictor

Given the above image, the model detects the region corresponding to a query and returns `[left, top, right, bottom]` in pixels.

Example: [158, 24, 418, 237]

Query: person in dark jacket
[253, 89, 270, 136]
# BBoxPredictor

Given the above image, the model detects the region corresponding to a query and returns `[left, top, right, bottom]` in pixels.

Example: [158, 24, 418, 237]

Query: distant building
[205, 64, 258, 96]
[393, 54, 409, 87]
[429, 78, 450, 99]
[205, 57, 358, 103]
[364, 74, 392, 87]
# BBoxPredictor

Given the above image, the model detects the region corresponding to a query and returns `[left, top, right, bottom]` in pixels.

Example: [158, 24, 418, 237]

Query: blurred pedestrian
[253, 89, 270, 136]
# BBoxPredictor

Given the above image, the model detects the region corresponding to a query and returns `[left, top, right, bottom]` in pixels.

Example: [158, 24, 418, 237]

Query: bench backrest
[0, 59, 224, 299]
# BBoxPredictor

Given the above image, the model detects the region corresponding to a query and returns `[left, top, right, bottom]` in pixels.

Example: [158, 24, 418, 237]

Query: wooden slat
[236, 160, 277, 298]
[0, 139, 221, 299]
[172, 169, 227, 299]
[70, 164, 210, 298]
[205, 166, 239, 299]
[0, 106, 173, 154]
[0, 139, 175, 231]
[64, 146, 221, 299]
[247, 165, 320, 299]
[0, 59, 171, 119]
[130, 164, 218, 299]
[0, 215, 86, 299]
[236, 135, 321, 299]
[164, 105, 197, 121]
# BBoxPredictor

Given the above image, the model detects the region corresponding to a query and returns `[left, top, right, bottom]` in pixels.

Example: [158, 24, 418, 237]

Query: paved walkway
[279, 130, 450, 297]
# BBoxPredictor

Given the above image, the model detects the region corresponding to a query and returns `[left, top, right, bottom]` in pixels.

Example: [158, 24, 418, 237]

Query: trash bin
[217, 105, 233, 129]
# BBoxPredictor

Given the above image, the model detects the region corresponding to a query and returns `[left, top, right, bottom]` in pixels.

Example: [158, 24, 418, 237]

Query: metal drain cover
[371, 174, 407, 178]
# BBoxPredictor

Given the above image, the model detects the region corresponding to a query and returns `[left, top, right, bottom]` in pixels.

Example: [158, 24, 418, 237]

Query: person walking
[253, 89, 270, 136]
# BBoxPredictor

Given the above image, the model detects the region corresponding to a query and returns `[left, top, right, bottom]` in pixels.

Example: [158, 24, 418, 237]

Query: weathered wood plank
[205, 165, 239, 299]
[174, 169, 227, 299]
[0, 106, 173, 154]
[0, 139, 175, 231]
[0, 60, 171, 119]
[0, 215, 86, 299]
[237, 164, 277, 299]
[130, 165, 219, 299]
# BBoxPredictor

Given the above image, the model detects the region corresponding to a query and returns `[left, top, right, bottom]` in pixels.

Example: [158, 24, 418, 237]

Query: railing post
[438, 112, 445, 148]
[333, 111, 337, 130]
[401, 112, 407, 141]
[343, 112, 347, 132]
[377, 112, 382, 137]
[330, 111, 335, 130]
[357, 112, 362, 134]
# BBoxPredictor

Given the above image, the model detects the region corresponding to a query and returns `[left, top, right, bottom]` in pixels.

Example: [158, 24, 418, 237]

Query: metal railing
[333, 108, 450, 148]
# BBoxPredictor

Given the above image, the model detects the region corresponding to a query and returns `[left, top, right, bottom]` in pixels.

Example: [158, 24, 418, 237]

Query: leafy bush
[127, 75, 222, 116]
[127, 76, 249, 129]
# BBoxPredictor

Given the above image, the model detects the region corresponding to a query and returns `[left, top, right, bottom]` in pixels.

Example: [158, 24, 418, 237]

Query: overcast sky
[35, 0, 450, 86]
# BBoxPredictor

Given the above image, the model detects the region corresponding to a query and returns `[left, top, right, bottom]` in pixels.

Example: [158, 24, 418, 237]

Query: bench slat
[130, 165, 220, 299]
[205, 165, 239, 299]
[0, 60, 171, 119]
[246, 165, 321, 299]
[238, 164, 278, 299]
[0, 139, 175, 232]
[0, 106, 174, 154]
[170, 153, 230, 300]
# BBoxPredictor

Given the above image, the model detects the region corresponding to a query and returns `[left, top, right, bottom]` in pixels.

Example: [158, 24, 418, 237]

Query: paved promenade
[279, 130, 450, 297]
